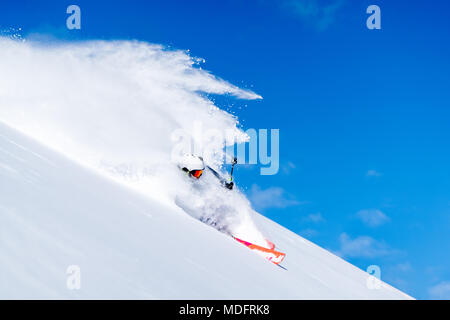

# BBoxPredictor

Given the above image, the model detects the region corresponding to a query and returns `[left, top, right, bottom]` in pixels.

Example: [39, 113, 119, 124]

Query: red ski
[234, 237, 286, 265]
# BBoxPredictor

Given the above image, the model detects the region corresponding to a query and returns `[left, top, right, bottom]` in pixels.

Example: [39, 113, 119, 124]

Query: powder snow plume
[0, 37, 269, 245]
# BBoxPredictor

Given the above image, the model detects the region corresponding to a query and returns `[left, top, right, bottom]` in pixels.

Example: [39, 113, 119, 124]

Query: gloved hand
[225, 181, 234, 190]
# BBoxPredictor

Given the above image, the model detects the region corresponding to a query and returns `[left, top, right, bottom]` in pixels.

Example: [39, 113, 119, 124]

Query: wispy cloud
[383, 262, 413, 294]
[299, 228, 318, 238]
[356, 209, 390, 227]
[248, 184, 301, 211]
[303, 212, 325, 223]
[425, 266, 446, 283]
[428, 281, 450, 299]
[335, 233, 393, 258]
[392, 262, 413, 273]
[366, 169, 382, 177]
[285, 0, 345, 31]
[281, 161, 296, 175]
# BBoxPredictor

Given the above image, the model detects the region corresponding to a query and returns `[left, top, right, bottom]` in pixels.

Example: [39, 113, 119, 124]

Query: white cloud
[286, 0, 344, 31]
[356, 209, 390, 227]
[335, 233, 392, 258]
[303, 212, 325, 223]
[428, 281, 450, 299]
[366, 169, 382, 177]
[393, 262, 413, 273]
[425, 266, 445, 283]
[281, 161, 296, 175]
[248, 184, 300, 211]
[299, 228, 318, 238]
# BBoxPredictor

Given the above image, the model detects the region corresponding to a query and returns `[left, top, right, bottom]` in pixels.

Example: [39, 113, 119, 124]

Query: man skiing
[176, 154, 286, 265]
[178, 154, 235, 190]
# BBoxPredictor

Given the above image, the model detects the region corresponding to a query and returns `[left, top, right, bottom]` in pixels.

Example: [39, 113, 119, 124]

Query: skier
[176, 154, 286, 265]
[178, 154, 235, 190]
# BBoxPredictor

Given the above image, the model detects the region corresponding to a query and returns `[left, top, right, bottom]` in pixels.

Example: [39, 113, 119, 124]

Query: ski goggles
[190, 169, 203, 179]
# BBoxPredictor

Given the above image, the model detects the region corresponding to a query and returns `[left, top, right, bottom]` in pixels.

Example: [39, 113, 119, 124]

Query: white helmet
[178, 154, 205, 179]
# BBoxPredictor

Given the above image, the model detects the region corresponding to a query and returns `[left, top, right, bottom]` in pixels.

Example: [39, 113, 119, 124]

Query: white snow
[0, 38, 412, 299]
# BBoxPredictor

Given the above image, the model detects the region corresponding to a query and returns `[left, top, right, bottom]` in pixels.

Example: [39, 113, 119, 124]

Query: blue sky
[1, 0, 449, 299]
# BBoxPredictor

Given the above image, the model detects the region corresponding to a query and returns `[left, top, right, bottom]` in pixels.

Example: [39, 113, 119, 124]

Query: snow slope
[0, 37, 412, 299]
[0, 122, 411, 299]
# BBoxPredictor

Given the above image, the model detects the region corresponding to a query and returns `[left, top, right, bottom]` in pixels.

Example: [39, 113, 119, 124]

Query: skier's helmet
[179, 154, 205, 179]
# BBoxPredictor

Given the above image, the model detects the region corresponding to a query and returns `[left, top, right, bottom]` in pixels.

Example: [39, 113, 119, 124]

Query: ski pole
[230, 157, 237, 181]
